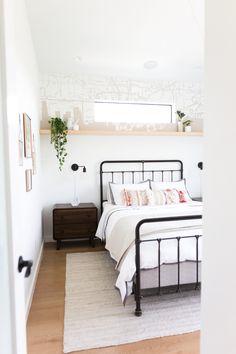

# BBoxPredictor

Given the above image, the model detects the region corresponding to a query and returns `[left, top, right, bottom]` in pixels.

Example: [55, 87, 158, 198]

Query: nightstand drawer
[54, 223, 97, 239]
[54, 209, 97, 224]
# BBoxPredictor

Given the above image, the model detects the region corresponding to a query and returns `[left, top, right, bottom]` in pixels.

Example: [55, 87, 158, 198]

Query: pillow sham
[151, 179, 192, 202]
[106, 185, 113, 203]
[109, 180, 150, 205]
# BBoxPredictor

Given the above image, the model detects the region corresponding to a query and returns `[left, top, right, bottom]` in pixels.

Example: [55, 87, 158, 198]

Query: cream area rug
[64, 251, 200, 353]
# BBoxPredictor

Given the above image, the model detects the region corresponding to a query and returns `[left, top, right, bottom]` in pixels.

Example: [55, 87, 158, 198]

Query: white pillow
[106, 185, 113, 204]
[151, 179, 192, 202]
[109, 180, 150, 205]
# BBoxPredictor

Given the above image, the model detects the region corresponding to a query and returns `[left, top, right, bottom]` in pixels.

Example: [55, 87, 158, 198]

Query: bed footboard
[134, 215, 202, 316]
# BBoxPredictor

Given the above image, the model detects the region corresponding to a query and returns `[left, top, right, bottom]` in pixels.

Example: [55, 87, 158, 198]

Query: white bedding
[96, 202, 203, 302]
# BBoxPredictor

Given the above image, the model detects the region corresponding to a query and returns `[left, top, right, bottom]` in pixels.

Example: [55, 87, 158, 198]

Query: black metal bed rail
[134, 215, 202, 316]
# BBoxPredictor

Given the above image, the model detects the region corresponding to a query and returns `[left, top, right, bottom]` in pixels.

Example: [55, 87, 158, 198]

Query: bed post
[135, 220, 142, 316]
[100, 162, 104, 213]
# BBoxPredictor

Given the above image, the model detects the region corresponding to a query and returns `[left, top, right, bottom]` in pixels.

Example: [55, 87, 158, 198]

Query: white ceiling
[26, 0, 204, 81]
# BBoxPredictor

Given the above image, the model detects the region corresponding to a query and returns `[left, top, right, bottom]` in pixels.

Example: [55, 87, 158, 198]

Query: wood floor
[27, 241, 200, 354]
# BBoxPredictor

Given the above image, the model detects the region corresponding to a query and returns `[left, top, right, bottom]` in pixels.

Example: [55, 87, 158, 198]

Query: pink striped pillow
[123, 189, 153, 206]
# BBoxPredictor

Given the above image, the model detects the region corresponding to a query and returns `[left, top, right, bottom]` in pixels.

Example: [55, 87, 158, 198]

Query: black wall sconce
[198, 162, 203, 170]
[71, 163, 86, 173]
[71, 163, 86, 206]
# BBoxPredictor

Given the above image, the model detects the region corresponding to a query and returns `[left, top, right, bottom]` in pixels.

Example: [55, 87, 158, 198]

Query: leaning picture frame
[23, 112, 32, 158]
[25, 169, 32, 192]
[18, 114, 24, 166]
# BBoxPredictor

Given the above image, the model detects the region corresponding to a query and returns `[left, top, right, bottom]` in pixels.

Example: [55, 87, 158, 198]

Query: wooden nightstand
[53, 203, 98, 250]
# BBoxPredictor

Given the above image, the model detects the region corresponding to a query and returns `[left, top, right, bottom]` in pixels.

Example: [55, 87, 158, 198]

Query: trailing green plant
[176, 110, 186, 122]
[48, 117, 68, 171]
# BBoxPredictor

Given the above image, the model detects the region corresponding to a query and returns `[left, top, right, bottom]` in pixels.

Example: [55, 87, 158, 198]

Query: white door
[0, 1, 28, 352]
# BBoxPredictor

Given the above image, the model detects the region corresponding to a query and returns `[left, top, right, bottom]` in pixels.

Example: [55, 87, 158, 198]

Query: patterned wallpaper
[40, 74, 204, 131]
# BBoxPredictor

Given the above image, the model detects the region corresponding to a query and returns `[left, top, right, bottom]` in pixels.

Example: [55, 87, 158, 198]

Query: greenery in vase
[176, 110, 186, 122]
[182, 118, 192, 127]
[48, 117, 68, 171]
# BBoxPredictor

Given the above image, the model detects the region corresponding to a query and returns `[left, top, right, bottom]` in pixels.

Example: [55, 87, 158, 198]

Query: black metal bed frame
[99, 160, 202, 316]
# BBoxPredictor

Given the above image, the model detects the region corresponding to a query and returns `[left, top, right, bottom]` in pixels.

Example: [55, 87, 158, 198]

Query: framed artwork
[25, 169, 32, 192]
[18, 114, 23, 166]
[23, 113, 32, 158]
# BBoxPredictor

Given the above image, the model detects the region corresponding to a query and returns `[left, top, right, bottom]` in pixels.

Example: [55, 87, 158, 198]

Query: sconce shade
[198, 162, 203, 170]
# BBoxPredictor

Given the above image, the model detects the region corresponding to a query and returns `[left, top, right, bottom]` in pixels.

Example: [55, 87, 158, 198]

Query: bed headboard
[100, 160, 183, 212]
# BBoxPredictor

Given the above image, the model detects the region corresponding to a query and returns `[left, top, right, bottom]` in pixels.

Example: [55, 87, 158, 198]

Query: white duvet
[96, 202, 203, 302]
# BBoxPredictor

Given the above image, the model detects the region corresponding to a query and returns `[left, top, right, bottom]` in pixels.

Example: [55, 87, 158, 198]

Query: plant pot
[184, 125, 192, 133]
[177, 122, 183, 132]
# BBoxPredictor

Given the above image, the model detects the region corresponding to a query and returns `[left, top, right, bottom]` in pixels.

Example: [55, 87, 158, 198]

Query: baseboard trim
[26, 241, 44, 319]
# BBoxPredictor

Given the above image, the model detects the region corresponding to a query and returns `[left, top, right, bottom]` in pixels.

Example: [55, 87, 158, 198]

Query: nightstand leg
[56, 240, 61, 250]
[90, 236, 95, 248]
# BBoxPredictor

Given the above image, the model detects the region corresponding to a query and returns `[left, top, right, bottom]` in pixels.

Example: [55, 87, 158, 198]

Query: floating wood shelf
[40, 129, 203, 136]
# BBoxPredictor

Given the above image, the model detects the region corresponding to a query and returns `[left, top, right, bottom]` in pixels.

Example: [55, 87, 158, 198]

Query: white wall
[201, 1, 236, 354]
[3, 0, 42, 313]
[42, 134, 203, 241]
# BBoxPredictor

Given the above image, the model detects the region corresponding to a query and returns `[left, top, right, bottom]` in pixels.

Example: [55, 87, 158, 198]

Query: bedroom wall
[201, 1, 236, 353]
[40, 74, 203, 242]
[3, 0, 42, 312]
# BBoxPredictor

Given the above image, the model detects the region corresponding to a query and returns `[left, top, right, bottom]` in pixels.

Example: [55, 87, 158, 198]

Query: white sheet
[96, 202, 203, 302]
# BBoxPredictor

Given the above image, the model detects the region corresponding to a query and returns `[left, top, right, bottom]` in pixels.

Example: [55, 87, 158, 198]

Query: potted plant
[183, 118, 192, 133]
[176, 110, 186, 132]
[48, 117, 68, 170]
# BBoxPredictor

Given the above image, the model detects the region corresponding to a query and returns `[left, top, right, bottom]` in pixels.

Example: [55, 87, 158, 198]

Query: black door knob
[18, 256, 33, 278]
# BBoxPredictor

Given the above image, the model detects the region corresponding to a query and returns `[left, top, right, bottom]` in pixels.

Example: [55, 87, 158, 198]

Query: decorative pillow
[123, 189, 151, 206]
[165, 189, 181, 204]
[109, 181, 150, 205]
[151, 179, 192, 202]
[153, 188, 188, 205]
[153, 190, 166, 205]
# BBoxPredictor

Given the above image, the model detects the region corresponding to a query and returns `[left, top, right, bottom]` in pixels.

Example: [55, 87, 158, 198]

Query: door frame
[0, 0, 27, 352]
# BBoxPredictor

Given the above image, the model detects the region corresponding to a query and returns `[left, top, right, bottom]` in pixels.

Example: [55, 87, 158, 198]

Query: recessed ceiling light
[144, 60, 158, 70]
[74, 56, 82, 62]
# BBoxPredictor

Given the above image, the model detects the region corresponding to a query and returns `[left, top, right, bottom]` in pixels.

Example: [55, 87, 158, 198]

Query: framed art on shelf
[25, 169, 32, 192]
[23, 112, 32, 158]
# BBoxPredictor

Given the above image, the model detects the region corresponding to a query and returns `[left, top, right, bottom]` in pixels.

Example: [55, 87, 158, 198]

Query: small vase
[184, 125, 192, 133]
[177, 121, 183, 132]
[66, 117, 74, 130]
[73, 123, 79, 130]
[71, 197, 80, 207]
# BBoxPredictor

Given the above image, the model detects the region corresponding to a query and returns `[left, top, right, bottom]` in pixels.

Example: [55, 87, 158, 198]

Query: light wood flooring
[27, 241, 200, 354]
